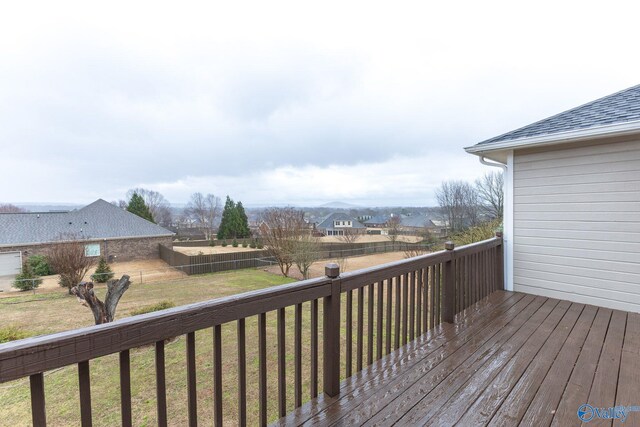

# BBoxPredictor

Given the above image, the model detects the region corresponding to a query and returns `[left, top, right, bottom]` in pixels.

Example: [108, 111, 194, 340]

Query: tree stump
[71, 275, 131, 325]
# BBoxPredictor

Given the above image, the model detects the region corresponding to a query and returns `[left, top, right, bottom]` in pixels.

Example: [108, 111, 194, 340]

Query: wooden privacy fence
[0, 235, 502, 427]
[160, 241, 432, 275]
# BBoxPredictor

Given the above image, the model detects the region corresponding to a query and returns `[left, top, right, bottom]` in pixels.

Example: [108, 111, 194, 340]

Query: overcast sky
[1, 1, 639, 207]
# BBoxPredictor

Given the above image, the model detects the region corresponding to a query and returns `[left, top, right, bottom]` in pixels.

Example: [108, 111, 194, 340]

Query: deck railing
[0, 235, 502, 426]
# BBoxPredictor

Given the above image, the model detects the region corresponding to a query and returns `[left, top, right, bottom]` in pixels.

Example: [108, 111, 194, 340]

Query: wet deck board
[276, 291, 640, 426]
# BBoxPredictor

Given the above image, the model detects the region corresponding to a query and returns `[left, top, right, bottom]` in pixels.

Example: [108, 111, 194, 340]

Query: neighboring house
[0, 199, 174, 278]
[466, 84, 640, 313]
[316, 213, 366, 236]
[362, 215, 388, 228]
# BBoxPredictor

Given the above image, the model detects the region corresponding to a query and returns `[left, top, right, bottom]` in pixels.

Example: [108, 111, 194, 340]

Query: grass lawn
[0, 268, 392, 426]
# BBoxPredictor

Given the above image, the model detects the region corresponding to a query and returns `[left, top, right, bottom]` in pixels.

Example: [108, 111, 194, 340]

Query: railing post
[323, 263, 341, 397]
[496, 232, 504, 290]
[442, 241, 455, 323]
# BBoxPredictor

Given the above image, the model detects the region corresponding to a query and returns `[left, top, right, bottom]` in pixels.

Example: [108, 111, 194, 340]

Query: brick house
[0, 199, 174, 272]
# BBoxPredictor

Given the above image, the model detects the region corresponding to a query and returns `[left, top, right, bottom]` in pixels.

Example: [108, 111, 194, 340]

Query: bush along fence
[172, 238, 262, 248]
[160, 241, 433, 275]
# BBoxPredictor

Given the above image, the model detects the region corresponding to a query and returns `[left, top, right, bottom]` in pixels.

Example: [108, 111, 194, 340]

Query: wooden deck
[278, 290, 640, 426]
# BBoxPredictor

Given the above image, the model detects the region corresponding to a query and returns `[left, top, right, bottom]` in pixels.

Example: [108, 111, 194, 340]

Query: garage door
[0, 251, 22, 276]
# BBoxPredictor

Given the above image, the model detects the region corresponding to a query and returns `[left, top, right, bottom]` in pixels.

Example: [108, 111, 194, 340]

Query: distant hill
[319, 201, 362, 209]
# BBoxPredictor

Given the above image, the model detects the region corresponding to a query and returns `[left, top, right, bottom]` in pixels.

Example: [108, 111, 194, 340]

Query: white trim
[504, 151, 514, 291]
[464, 119, 640, 154]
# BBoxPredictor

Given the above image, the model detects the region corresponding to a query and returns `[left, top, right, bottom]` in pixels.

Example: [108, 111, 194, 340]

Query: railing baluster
[310, 299, 318, 399]
[394, 275, 401, 350]
[213, 325, 223, 427]
[429, 266, 434, 330]
[443, 242, 455, 323]
[78, 361, 92, 427]
[416, 269, 422, 337]
[295, 303, 302, 408]
[237, 320, 246, 427]
[376, 281, 384, 360]
[402, 273, 409, 345]
[357, 287, 364, 372]
[434, 264, 442, 325]
[367, 284, 374, 366]
[277, 307, 286, 417]
[119, 350, 132, 427]
[30, 373, 46, 427]
[155, 341, 168, 427]
[385, 277, 392, 355]
[258, 313, 267, 427]
[422, 268, 428, 333]
[346, 290, 353, 378]
[186, 332, 197, 427]
[409, 271, 415, 341]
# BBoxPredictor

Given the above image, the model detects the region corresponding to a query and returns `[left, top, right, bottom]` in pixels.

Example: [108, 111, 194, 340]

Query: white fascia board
[464, 119, 640, 154]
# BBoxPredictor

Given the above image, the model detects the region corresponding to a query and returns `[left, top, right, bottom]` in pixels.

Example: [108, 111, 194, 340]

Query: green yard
[0, 269, 300, 426]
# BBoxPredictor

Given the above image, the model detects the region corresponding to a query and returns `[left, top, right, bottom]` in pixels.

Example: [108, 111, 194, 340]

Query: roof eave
[464, 119, 640, 155]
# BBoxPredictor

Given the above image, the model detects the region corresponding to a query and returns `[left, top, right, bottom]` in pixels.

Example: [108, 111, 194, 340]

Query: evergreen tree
[127, 192, 155, 223]
[217, 196, 251, 239]
[217, 196, 237, 239]
[92, 257, 114, 283]
[236, 201, 251, 238]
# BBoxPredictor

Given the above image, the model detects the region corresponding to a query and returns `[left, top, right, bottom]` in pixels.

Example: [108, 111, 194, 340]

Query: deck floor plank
[465, 302, 584, 426]
[274, 292, 639, 427]
[366, 296, 547, 426]
[550, 307, 612, 427]
[296, 291, 523, 426]
[422, 299, 569, 426]
[516, 305, 598, 427]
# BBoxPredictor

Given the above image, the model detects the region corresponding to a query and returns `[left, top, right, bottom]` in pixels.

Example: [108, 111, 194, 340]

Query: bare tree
[127, 188, 172, 227]
[292, 233, 321, 279]
[337, 227, 361, 244]
[260, 207, 306, 277]
[185, 193, 221, 240]
[0, 203, 26, 213]
[71, 276, 131, 324]
[475, 171, 504, 219]
[435, 180, 480, 233]
[48, 238, 97, 293]
[386, 215, 402, 244]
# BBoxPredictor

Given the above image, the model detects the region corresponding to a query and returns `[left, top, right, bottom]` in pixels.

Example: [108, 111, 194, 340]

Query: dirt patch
[262, 251, 414, 280]
[1, 259, 186, 297]
[318, 235, 422, 243]
[173, 246, 264, 255]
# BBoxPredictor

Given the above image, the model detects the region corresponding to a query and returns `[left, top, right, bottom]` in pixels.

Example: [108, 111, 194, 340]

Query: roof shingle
[478, 84, 640, 145]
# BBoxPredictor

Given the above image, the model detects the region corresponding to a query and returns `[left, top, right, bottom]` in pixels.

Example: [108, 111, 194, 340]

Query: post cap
[325, 263, 340, 278]
[444, 241, 455, 250]
[495, 231, 503, 238]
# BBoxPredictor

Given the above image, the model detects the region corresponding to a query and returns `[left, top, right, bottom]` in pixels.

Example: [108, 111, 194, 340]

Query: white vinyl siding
[513, 139, 640, 312]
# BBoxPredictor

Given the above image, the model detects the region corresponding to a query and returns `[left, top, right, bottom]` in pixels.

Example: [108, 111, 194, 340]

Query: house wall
[0, 236, 173, 263]
[512, 138, 640, 312]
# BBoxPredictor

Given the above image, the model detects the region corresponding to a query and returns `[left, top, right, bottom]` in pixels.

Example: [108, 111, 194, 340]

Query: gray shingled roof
[363, 215, 389, 226]
[0, 199, 173, 246]
[316, 213, 366, 230]
[478, 84, 640, 145]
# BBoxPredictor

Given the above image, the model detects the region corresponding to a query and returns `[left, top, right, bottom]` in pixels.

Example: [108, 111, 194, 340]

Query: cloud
[0, 1, 639, 205]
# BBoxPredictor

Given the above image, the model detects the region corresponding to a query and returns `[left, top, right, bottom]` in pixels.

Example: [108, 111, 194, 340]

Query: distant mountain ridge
[319, 201, 362, 209]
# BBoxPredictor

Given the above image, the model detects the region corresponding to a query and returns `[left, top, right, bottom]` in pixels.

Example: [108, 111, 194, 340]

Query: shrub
[28, 255, 53, 276]
[242, 241, 248, 248]
[249, 240, 257, 249]
[257, 243, 264, 249]
[232, 239, 239, 247]
[209, 240, 216, 247]
[91, 257, 115, 283]
[221, 240, 228, 247]
[0, 326, 33, 343]
[130, 301, 176, 316]
[13, 262, 42, 291]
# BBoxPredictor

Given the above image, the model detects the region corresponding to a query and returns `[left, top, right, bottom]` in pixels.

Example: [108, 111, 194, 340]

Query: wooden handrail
[0, 235, 503, 427]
